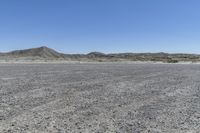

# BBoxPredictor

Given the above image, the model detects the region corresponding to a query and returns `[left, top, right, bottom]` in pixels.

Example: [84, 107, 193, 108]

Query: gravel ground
[0, 63, 200, 133]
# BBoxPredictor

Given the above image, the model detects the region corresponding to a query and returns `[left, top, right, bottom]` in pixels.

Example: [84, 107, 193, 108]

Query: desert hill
[3, 46, 64, 59]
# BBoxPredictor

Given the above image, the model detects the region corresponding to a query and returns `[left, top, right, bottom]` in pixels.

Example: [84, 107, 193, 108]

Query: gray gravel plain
[0, 63, 200, 133]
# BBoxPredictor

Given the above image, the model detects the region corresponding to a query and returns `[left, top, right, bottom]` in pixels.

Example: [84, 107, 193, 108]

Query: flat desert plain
[0, 63, 200, 133]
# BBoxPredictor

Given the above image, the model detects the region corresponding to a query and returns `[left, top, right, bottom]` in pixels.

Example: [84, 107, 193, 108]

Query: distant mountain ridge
[0, 46, 200, 62]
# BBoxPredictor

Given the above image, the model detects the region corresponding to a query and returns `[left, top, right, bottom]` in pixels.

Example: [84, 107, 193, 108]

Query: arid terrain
[0, 63, 200, 133]
[1, 46, 200, 63]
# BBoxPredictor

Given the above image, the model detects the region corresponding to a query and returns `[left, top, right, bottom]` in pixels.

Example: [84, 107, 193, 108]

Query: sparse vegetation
[167, 59, 179, 63]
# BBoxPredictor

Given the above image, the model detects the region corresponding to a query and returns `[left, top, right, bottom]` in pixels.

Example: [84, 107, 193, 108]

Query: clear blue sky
[0, 0, 200, 54]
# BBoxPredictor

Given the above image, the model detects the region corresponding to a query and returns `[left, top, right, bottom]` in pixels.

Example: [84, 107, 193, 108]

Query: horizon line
[0, 46, 200, 55]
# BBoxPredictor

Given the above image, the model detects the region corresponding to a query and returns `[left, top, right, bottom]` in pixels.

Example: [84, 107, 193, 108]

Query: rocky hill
[3, 46, 64, 59]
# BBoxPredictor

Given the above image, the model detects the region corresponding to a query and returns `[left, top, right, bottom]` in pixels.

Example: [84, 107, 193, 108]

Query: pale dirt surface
[0, 63, 200, 133]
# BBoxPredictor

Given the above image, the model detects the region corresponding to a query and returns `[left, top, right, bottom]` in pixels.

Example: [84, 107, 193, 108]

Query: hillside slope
[0, 46, 66, 60]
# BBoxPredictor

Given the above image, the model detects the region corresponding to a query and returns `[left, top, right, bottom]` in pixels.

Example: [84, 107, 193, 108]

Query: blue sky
[0, 0, 200, 54]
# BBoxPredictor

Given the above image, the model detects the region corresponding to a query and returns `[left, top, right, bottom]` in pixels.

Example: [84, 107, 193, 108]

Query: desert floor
[0, 63, 200, 133]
